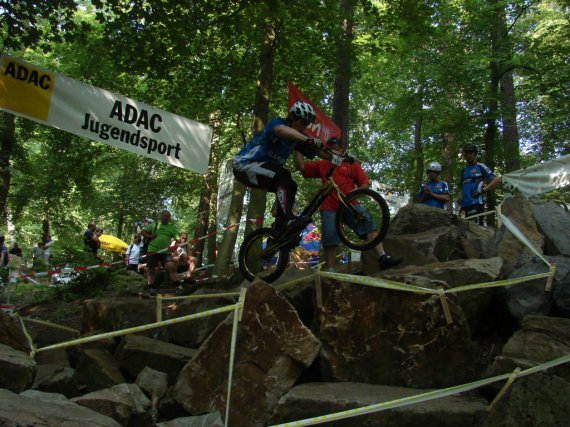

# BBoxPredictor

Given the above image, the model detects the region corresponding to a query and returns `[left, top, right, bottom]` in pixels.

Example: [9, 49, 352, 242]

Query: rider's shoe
[378, 254, 403, 270]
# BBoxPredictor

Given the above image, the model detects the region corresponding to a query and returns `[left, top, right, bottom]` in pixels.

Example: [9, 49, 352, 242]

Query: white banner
[217, 159, 234, 227]
[0, 55, 212, 173]
[502, 154, 570, 197]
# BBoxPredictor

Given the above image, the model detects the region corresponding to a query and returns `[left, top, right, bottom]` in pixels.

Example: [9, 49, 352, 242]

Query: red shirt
[302, 160, 369, 210]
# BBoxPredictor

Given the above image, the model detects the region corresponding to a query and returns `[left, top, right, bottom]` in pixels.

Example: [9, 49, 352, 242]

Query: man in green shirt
[139, 210, 179, 294]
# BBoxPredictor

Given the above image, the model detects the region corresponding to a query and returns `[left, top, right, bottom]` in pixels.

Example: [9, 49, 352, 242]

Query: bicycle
[238, 151, 390, 283]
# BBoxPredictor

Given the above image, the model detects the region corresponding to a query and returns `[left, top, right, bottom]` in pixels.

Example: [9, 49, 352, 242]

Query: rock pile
[1, 195, 569, 426]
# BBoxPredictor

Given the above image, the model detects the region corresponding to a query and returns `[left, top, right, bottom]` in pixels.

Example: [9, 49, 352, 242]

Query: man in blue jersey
[460, 144, 501, 225]
[233, 101, 335, 232]
[417, 161, 451, 209]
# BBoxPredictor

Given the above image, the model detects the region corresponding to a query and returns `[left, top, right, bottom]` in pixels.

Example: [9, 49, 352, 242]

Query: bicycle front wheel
[336, 188, 390, 251]
[238, 227, 289, 283]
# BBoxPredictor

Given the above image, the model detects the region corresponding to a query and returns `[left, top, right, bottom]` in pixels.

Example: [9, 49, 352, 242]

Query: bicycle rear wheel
[336, 188, 390, 251]
[238, 227, 289, 283]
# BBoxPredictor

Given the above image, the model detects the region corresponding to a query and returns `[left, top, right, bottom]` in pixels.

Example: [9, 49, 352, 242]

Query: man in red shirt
[293, 137, 402, 272]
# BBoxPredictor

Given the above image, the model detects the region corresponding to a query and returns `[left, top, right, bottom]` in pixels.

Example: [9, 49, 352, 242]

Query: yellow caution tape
[19, 315, 80, 334]
[319, 271, 439, 295]
[225, 288, 247, 427]
[34, 303, 237, 355]
[465, 209, 496, 220]
[269, 353, 570, 427]
[161, 291, 241, 302]
[445, 270, 554, 294]
[275, 273, 317, 291]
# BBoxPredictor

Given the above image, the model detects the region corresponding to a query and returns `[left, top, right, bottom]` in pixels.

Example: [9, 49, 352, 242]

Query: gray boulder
[172, 280, 321, 427]
[115, 334, 196, 384]
[494, 195, 545, 276]
[73, 383, 152, 427]
[317, 275, 475, 388]
[270, 382, 488, 427]
[73, 348, 126, 392]
[0, 388, 120, 426]
[481, 374, 570, 427]
[490, 315, 570, 382]
[32, 364, 78, 397]
[530, 199, 570, 256]
[0, 343, 36, 392]
[156, 411, 224, 427]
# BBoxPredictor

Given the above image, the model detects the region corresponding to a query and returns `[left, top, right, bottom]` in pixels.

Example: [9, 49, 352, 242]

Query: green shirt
[144, 222, 178, 253]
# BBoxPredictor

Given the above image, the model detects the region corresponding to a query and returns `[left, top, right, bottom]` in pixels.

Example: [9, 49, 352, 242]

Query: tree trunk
[193, 134, 217, 267]
[205, 134, 219, 267]
[413, 102, 424, 196]
[213, 180, 246, 277]
[244, 18, 279, 237]
[0, 112, 16, 224]
[484, 60, 500, 226]
[331, 0, 355, 147]
[500, 69, 520, 172]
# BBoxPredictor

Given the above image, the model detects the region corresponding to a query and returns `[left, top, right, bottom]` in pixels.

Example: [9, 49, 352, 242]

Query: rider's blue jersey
[417, 180, 450, 209]
[460, 162, 496, 208]
[233, 117, 299, 167]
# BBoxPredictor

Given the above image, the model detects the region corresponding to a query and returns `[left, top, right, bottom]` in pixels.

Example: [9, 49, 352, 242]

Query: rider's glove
[331, 154, 342, 166]
[307, 138, 323, 151]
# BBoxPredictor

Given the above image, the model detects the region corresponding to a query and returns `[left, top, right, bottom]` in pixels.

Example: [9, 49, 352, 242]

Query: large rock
[73, 348, 126, 392]
[166, 292, 236, 348]
[0, 389, 120, 426]
[172, 280, 321, 427]
[501, 259, 552, 322]
[73, 383, 152, 427]
[270, 382, 489, 427]
[481, 374, 570, 427]
[82, 298, 156, 337]
[384, 257, 503, 329]
[490, 315, 570, 382]
[32, 364, 79, 397]
[530, 199, 570, 256]
[317, 275, 475, 388]
[157, 412, 224, 427]
[550, 255, 570, 318]
[115, 334, 196, 384]
[0, 310, 29, 352]
[0, 343, 36, 392]
[495, 195, 545, 276]
[382, 204, 496, 269]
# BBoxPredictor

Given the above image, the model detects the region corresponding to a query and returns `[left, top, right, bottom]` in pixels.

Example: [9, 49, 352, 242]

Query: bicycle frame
[259, 166, 356, 257]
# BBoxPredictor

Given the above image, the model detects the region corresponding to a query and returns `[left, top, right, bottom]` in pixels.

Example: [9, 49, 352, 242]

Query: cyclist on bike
[293, 137, 402, 272]
[232, 101, 331, 232]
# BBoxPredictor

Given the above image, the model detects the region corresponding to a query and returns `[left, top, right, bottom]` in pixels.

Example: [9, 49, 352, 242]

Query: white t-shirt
[126, 243, 141, 265]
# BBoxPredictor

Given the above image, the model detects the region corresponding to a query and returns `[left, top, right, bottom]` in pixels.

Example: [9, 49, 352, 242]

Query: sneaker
[378, 255, 403, 270]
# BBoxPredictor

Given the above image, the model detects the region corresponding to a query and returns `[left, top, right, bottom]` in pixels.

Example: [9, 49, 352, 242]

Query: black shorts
[145, 253, 174, 269]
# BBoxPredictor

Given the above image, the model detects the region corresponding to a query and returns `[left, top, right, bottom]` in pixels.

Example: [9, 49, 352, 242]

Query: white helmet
[426, 161, 442, 172]
[289, 101, 316, 124]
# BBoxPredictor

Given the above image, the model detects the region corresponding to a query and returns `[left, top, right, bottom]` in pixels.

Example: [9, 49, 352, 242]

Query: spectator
[9, 242, 22, 258]
[294, 137, 402, 272]
[83, 223, 100, 258]
[0, 235, 8, 269]
[43, 235, 53, 266]
[125, 235, 142, 271]
[139, 218, 154, 256]
[460, 144, 501, 225]
[32, 242, 44, 268]
[170, 232, 198, 281]
[232, 101, 330, 232]
[417, 161, 451, 209]
[139, 210, 180, 294]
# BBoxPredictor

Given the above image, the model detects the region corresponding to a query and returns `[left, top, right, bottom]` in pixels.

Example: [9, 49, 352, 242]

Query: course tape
[318, 268, 555, 296]
[18, 316, 81, 334]
[269, 353, 570, 427]
[18, 261, 120, 279]
[32, 303, 237, 355]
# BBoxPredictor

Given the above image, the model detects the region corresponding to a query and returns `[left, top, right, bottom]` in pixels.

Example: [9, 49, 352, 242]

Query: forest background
[0, 0, 568, 275]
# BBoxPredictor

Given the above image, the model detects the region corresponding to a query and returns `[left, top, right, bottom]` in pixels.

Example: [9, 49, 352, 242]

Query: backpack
[141, 223, 158, 255]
